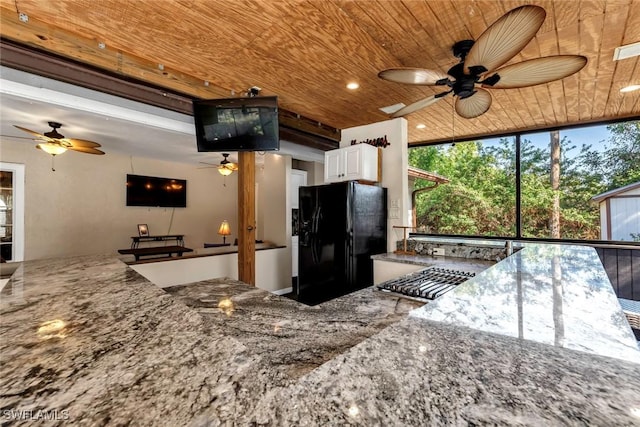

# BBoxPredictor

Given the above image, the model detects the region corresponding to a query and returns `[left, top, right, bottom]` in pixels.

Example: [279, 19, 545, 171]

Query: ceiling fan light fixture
[217, 153, 238, 175]
[37, 143, 67, 156]
[15, 123, 105, 156]
[346, 82, 360, 90]
[218, 167, 233, 176]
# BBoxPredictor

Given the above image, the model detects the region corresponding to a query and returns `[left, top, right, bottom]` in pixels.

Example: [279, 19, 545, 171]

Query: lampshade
[218, 166, 233, 176]
[37, 143, 67, 156]
[218, 220, 231, 236]
[218, 220, 231, 244]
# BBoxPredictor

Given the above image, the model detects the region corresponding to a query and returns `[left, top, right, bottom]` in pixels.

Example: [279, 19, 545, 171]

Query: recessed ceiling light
[416, 124, 426, 129]
[613, 42, 640, 61]
[620, 84, 640, 93]
[346, 82, 359, 90]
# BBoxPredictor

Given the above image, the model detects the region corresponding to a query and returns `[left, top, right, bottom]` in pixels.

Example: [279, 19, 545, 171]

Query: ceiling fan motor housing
[446, 62, 480, 98]
[453, 78, 477, 99]
[44, 121, 65, 139]
[452, 40, 475, 60]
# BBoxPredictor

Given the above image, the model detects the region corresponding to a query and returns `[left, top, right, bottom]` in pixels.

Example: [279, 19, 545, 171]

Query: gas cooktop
[376, 266, 476, 302]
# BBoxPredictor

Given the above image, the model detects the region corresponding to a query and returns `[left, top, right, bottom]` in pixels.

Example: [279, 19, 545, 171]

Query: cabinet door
[324, 150, 343, 183]
[343, 145, 364, 181]
[345, 144, 379, 182]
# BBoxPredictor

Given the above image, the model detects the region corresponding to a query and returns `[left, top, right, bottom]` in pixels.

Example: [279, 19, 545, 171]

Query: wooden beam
[238, 151, 256, 286]
[278, 110, 341, 142]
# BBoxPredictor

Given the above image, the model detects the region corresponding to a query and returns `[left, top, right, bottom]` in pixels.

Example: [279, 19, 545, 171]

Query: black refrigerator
[297, 181, 387, 304]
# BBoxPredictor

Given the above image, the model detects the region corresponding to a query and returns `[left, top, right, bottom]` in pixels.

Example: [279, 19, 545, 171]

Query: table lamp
[218, 220, 231, 244]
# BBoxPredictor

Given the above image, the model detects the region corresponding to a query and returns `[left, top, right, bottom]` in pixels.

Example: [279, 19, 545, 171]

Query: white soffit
[0, 68, 195, 134]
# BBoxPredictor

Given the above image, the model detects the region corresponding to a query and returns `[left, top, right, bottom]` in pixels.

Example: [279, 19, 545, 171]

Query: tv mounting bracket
[246, 86, 261, 97]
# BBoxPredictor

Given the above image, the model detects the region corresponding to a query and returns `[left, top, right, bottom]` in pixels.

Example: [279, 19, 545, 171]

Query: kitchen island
[1, 245, 639, 425]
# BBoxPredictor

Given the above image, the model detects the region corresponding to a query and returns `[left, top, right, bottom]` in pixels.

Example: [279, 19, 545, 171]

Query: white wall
[256, 153, 292, 285]
[373, 259, 424, 285]
[610, 197, 640, 241]
[257, 154, 290, 246]
[130, 247, 290, 292]
[0, 138, 238, 260]
[599, 186, 640, 241]
[340, 118, 409, 252]
[292, 159, 323, 186]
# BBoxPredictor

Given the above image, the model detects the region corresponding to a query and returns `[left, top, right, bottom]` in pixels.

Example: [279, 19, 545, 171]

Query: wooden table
[130, 235, 184, 249]
[118, 245, 193, 261]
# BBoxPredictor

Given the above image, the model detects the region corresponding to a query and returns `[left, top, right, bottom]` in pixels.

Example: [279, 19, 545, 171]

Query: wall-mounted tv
[193, 96, 279, 152]
[126, 174, 187, 208]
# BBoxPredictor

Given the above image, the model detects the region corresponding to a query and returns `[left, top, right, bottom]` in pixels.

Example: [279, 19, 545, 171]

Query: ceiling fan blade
[391, 94, 443, 118]
[0, 134, 37, 141]
[220, 163, 238, 171]
[464, 5, 546, 75]
[13, 125, 47, 139]
[63, 138, 102, 148]
[378, 68, 449, 85]
[67, 146, 105, 155]
[483, 55, 587, 89]
[455, 89, 492, 118]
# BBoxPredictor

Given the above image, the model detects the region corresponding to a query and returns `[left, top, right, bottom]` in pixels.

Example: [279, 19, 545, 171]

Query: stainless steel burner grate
[377, 267, 475, 301]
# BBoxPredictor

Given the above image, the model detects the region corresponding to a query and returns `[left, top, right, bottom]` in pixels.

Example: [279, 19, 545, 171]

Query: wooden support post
[393, 226, 415, 255]
[238, 151, 256, 285]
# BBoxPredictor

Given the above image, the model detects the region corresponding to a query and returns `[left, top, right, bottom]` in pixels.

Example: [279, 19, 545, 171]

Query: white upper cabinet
[324, 144, 379, 183]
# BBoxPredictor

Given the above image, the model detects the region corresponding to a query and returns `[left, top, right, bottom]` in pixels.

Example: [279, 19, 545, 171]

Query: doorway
[0, 163, 25, 262]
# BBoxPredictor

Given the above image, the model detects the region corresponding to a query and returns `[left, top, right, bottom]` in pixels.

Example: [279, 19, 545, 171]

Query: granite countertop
[372, 252, 495, 271]
[411, 243, 640, 364]
[2, 251, 640, 425]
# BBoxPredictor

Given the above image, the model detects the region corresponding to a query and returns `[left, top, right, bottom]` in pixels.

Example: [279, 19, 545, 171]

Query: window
[409, 137, 516, 237]
[0, 163, 25, 261]
[409, 120, 640, 243]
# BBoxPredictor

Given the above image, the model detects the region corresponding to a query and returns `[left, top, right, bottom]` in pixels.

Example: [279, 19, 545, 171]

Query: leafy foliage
[409, 121, 639, 240]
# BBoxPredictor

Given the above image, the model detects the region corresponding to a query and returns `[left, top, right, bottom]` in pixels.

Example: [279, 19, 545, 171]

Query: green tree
[410, 141, 515, 236]
[408, 120, 638, 240]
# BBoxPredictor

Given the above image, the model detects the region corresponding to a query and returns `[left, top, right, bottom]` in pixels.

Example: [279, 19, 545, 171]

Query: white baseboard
[270, 287, 293, 296]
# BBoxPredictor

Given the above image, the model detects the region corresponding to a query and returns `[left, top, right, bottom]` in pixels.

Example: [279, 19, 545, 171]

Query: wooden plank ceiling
[1, 0, 639, 145]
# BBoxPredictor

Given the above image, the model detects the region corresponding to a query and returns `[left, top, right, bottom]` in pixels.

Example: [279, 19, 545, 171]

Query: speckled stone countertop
[372, 252, 492, 268]
[2, 252, 640, 425]
[411, 243, 640, 364]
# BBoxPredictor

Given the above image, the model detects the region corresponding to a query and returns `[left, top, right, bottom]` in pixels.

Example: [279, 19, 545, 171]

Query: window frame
[409, 119, 640, 247]
[0, 162, 25, 262]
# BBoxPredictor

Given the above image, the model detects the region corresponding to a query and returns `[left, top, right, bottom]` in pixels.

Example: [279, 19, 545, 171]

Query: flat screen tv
[193, 96, 279, 152]
[126, 174, 187, 208]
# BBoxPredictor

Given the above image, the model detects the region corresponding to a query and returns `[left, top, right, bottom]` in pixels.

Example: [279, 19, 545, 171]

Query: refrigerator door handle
[311, 206, 322, 264]
[346, 185, 355, 286]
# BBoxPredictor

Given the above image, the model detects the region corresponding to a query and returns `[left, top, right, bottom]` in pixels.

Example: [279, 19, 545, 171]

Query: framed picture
[137, 224, 149, 237]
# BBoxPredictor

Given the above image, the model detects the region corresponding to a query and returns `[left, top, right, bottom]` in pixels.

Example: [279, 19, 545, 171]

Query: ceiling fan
[13, 121, 105, 155]
[378, 5, 587, 119]
[198, 153, 238, 176]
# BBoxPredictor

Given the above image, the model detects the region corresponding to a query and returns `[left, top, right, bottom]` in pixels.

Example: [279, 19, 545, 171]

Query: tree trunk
[550, 130, 561, 238]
